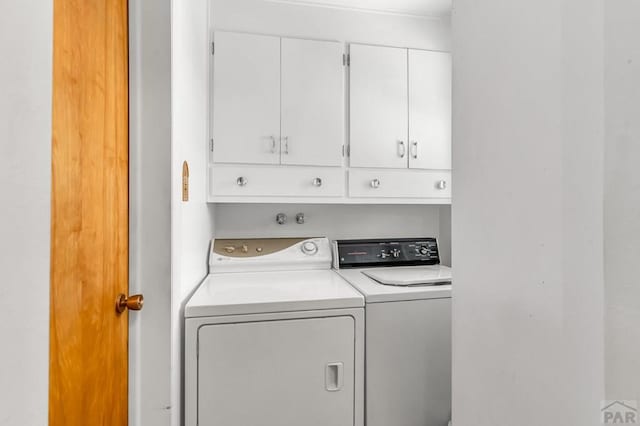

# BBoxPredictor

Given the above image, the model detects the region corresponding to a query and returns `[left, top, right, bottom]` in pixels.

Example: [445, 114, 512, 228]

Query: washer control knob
[391, 248, 401, 258]
[419, 246, 429, 255]
[301, 241, 319, 255]
[224, 246, 236, 253]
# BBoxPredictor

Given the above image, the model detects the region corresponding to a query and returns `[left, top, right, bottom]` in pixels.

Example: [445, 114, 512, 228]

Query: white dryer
[185, 237, 364, 426]
[334, 238, 452, 426]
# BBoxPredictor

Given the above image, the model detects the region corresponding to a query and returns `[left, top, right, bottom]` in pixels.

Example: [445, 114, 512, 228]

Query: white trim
[129, 1, 173, 426]
[264, 0, 451, 20]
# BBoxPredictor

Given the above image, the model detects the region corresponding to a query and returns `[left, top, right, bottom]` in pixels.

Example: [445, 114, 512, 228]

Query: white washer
[185, 237, 364, 426]
[334, 238, 452, 426]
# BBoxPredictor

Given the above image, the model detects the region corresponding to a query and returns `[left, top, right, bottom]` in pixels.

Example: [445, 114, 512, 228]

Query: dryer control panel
[210, 237, 331, 273]
[333, 238, 440, 269]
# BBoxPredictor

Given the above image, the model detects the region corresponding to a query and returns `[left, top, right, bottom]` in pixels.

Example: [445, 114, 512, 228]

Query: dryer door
[198, 316, 355, 426]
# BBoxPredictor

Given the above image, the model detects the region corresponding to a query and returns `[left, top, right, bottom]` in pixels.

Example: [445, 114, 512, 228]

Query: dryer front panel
[197, 316, 355, 426]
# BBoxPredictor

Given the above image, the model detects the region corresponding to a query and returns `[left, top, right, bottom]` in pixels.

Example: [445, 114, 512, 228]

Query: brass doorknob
[116, 294, 144, 313]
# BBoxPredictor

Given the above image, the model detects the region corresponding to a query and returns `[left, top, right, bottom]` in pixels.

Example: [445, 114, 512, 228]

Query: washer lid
[336, 266, 452, 303]
[185, 270, 364, 318]
[363, 265, 452, 286]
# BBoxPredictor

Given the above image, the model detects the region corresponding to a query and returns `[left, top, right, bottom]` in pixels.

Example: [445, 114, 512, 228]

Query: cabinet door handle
[270, 136, 277, 154]
[236, 176, 248, 187]
[370, 179, 381, 189]
[325, 362, 344, 392]
[312, 177, 323, 187]
[398, 141, 406, 158]
[436, 180, 447, 190]
[411, 141, 418, 159]
[283, 136, 289, 155]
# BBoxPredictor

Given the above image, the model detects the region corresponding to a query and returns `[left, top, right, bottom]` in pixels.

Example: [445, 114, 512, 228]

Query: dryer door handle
[325, 362, 344, 392]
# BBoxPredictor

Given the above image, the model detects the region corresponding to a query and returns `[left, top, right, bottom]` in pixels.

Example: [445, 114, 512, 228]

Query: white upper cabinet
[208, 31, 452, 203]
[281, 38, 344, 167]
[408, 49, 452, 170]
[213, 32, 281, 165]
[349, 44, 408, 169]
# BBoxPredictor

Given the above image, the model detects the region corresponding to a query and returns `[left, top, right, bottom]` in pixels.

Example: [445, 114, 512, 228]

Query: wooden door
[408, 49, 452, 170]
[281, 38, 344, 167]
[212, 31, 281, 165]
[349, 44, 408, 169]
[50, 0, 131, 425]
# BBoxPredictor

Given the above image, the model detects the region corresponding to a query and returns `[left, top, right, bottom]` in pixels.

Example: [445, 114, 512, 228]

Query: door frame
[128, 0, 172, 425]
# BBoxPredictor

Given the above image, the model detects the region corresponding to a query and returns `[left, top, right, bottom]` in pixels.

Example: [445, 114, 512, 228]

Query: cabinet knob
[236, 176, 248, 187]
[312, 177, 323, 187]
[370, 179, 381, 189]
[436, 180, 447, 190]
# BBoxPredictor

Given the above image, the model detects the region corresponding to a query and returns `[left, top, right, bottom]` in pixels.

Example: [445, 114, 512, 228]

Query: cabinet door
[350, 44, 408, 169]
[408, 49, 452, 170]
[212, 32, 280, 165]
[198, 317, 355, 426]
[281, 38, 344, 167]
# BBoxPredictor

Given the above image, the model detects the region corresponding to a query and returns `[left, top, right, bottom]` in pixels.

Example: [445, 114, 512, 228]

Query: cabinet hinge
[211, 42, 215, 55]
[210, 139, 214, 152]
[346, 54, 350, 66]
[346, 145, 350, 156]
[342, 145, 345, 156]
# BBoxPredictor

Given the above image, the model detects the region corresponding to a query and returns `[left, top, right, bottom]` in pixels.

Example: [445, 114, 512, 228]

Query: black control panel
[335, 238, 440, 268]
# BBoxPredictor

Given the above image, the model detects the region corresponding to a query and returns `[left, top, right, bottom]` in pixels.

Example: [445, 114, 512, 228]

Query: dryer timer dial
[301, 241, 319, 255]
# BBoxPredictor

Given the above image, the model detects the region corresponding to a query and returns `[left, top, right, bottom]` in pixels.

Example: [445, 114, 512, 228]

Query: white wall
[171, 0, 214, 425]
[211, 0, 452, 257]
[0, 1, 52, 425]
[604, 0, 640, 404]
[129, 0, 173, 425]
[211, 0, 450, 50]
[452, 0, 604, 425]
[215, 204, 451, 265]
